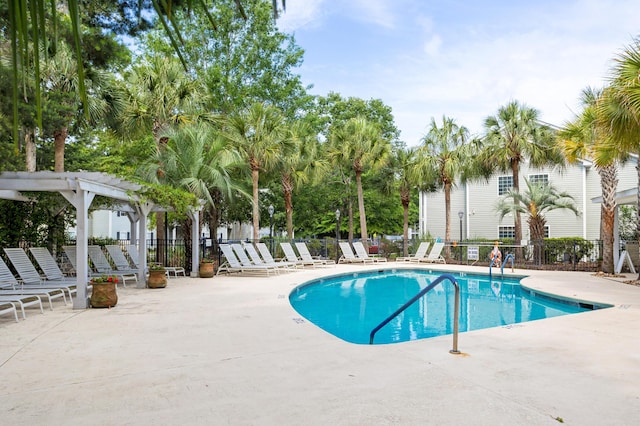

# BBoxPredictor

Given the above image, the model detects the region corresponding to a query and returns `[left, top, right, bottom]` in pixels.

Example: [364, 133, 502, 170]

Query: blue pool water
[289, 269, 607, 345]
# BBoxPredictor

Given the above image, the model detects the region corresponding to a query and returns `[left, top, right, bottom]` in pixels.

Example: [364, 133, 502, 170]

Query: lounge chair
[243, 243, 291, 271]
[121, 244, 185, 278]
[338, 242, 373, 264]
[231, 244, 279, 275]
[279, 242, 307, 268]
[294, 242, 330, 267]
[396, 242, 431, 262]
[352, 241, 387, 263]
[0, 256, 66, 309]
[0, 300, 19, 322]
[29, 247, 76, 281]
[0, 294, 44, 319]
[217, 244, 276, 276]
[419, 242, 446, 264]
[257, 243, 298, 269]
[3, 248, 77, 299]
[88, 245, 137, 286]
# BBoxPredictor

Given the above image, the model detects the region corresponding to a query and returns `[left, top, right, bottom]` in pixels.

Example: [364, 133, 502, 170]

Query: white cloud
[276, 0, 326, 32]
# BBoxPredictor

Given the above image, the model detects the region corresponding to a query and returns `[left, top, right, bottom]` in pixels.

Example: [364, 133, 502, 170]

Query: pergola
[0, 171, 201, 309]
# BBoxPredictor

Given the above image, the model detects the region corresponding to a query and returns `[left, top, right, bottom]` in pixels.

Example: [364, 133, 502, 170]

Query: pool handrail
[489, 253, 515, 279]
[369, 273, 461, 354]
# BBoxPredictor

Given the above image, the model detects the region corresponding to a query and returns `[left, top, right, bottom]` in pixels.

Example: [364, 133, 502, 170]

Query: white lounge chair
[294, 242, 330, 267]
[338, 242, 373, 264]
[217, 244, 277, 276]
[0, 300, 19, 322]
[396, 242, 431, 262]
[3, 248, 77, 299]
[29, 247, 76, 281]
[0, 256, 66, 309]
[279, 242, 307, 268]
[352, 241, 387, 263]
[231, 244, 279, 275]
[419, 242, 446, 264]
[0, 294, 44, 319]
[243, 243, 291, 271]
[257, 243, 298, 269]
[88, 245, 138, 286]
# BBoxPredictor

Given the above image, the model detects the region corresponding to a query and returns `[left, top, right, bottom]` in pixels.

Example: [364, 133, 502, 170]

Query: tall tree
[559, 87, 624, 273]
[481, 100, 563, 259]
[328, 116, 390, 249]
[496, 179, 579, 265]
[415, 116, 470, 257]
[597, 37, 640, 279]
[223, 102, 288, 242]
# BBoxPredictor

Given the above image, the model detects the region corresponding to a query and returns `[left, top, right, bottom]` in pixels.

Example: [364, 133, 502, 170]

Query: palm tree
[328, 117, 390, 249]
[415, 116, 470, 258]
[597, 37, 640, 279]
[558, 87, 625, 273]
[223, 102, 288, 243]
[482, 101, 563, 259]
[381, 147, 417, 257]
[496, 179, 579, 265]
[279, 120, 326, 238]
[137, 121, 243, 273]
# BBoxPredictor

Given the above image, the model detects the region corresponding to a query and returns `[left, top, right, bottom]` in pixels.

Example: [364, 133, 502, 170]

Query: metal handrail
[489, 253, 515, 279]
[369, 273, 461, 354]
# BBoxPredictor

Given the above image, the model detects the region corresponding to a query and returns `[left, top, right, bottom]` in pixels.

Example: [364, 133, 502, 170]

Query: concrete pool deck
[1, 263, 639, 425]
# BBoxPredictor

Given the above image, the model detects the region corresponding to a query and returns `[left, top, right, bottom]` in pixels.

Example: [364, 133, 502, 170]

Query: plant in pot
[90, 275, 119, 308]
[147, 263, 167, 288]
[199, 257, 215, 278]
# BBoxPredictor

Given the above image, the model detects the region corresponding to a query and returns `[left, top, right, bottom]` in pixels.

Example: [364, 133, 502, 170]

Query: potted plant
[199, 258, 215, 278]
[147, 263, 167, 288]
[90, 275, 119, 308]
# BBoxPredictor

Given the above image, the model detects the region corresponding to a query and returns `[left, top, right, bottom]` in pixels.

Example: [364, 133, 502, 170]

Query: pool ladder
[489, 253, 515, 279]
[369, 273, 461, 355]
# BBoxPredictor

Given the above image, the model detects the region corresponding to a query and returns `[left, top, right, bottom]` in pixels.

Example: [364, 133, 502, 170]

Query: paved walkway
[1, 264, 639, 425]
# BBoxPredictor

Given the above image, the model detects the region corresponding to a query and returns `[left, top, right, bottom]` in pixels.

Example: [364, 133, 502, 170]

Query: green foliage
[542, 238, 594, 262]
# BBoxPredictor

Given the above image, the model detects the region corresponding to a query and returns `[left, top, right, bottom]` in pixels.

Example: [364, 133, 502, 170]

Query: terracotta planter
[90, 282, 118, 308]
[147, 269, 167, 288]
[199, 262, 215, 278]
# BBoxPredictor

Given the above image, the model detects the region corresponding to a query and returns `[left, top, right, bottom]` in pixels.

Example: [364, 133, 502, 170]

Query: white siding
[419, 158, 638, 241]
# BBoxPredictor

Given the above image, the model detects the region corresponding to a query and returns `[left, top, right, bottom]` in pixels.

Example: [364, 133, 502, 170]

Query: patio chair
[88, 245, 137, 286]
[217, 244, 275, 276]
[3, 247, 77, 299]
[0, 300, 19, 322]
[0, 294, 44, 319]
[231, 244, 279, 275]
[419, 242, 446, 264]
[29, 247, 76, 281]
[352, 241, 387, 263]
[257, 243, 299, 269]
[338, 242, 373, 264]
[0, 256, 66, 309]
[243, 243, 292, 271]
[121, 244, 185, 278]
[396, 242, 431, 262]
[279, 242, 307, 268]
[294, 242, 330, 267]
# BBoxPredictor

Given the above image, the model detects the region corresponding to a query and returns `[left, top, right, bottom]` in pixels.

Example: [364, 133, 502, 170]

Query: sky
[276, 0, 639, 146]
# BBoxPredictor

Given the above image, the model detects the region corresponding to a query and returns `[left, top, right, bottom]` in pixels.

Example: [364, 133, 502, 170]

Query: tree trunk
[636, 162, 640, 280]
[348, 197, 354, 242]
[356, 170, 368, 250]
[401, 188, 410, 258]
[512, 160, 523, 261]
[444, 182, 451, 258]
[25, 129, 36, 172]
[53, 127, 68, 172]
[252, 167, 260, 243]
[599, 163, 617, 273]
[282, 174, 294, 238]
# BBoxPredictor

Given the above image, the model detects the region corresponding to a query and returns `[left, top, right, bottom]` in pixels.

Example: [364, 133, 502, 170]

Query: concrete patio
[1, 263, 639, 425]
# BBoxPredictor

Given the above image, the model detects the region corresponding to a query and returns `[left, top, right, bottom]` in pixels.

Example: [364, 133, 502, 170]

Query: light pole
[268, 204, 274, 253]
[458, 210, 464, 262]
[335, 209, 341, 264]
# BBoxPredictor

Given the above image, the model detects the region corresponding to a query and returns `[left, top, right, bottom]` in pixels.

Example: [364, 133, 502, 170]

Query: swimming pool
[289, 269, 609, 345]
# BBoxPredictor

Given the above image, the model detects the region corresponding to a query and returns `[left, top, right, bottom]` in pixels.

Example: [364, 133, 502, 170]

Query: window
[498, 226, 515, 239]
[529, 174, 549, 186]
[498, 176, 513, 195]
